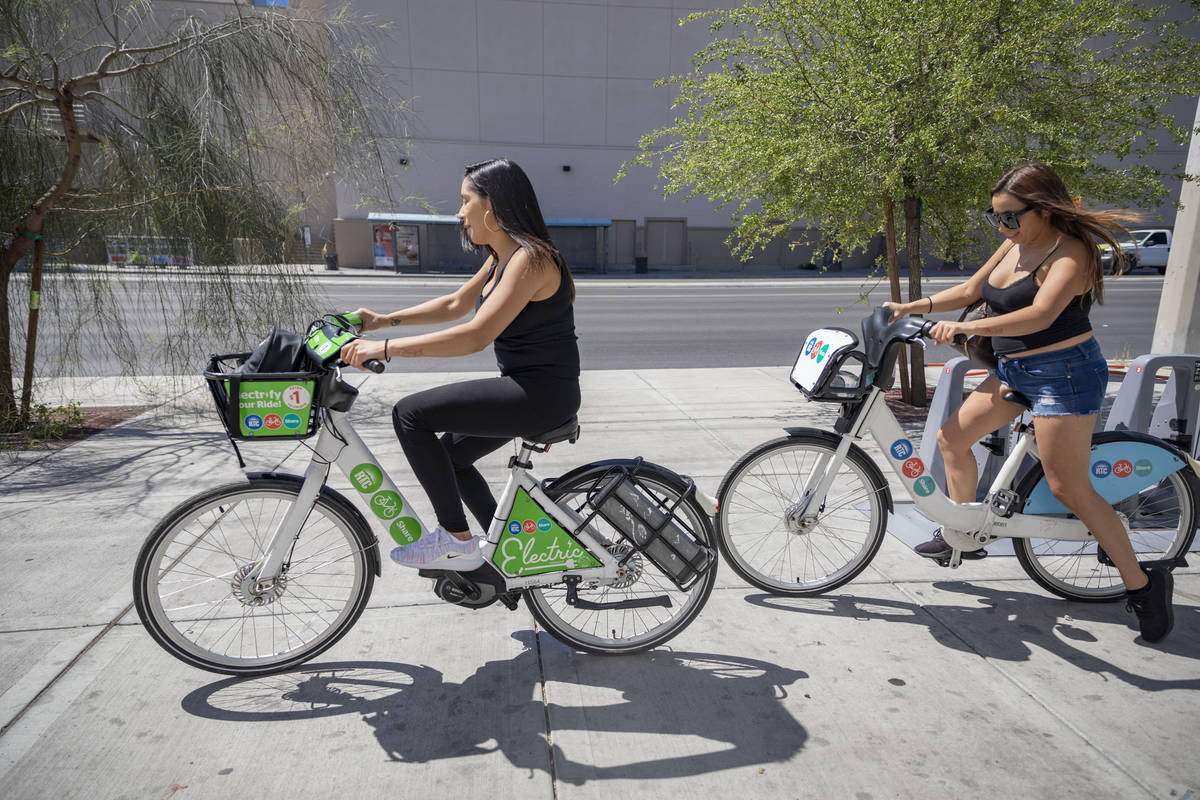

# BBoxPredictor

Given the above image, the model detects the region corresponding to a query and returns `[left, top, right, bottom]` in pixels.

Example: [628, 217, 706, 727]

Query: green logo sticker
[492, 488, 602, 576]
[816, 343, 830, 363]
[350, 464, 383, 494]
[369, 490, 403, 520]
[913, 476, 937, 497]
[1133, 459, 1153, 478]
[390, 517, 421, 545]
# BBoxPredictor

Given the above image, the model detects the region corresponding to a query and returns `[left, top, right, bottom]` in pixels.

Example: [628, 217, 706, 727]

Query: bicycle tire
[524, 462, 717, 655]
[133, 479, 376, 675]
[716, 433, 890, 596]
[1013, 468, 1197, 602]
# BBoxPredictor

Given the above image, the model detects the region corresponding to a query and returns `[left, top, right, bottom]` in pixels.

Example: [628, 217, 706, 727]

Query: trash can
[634, 256, 648, 274]
[324, 254, 339, 271]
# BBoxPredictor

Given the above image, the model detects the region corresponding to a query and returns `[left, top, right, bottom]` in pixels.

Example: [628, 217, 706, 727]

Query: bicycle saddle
[1002, 390, 1033, 410]
[525, 417, 580, 445]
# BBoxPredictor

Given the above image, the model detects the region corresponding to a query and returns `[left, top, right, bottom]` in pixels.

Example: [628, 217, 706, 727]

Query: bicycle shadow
[180, 630, 809, 783]
[745, 582, 1200, 691]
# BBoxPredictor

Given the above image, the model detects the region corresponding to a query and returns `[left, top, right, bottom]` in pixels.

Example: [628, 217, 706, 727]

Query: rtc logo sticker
[890, 439, 913, 460]
[264, 414, 283, 430]
[1134, 459, 1153, 477]
[349, 463, 383, 493]
[804, 337, 817, 356]
[244, 414, 263, 430]
[522, 519, 537, 534]
[508, 521, 522, 535]
[283, 384, 311, 410]
[1092, 460, 1112, 478]
[1112, 459, 1133, 478]
[913, 476, 937, 497]
[902, 458, 925, 479]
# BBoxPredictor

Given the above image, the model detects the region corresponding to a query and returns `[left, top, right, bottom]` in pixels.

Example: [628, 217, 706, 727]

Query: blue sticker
[890, 439, 913, 460]
[804, 338, 816, 355]
[244, 415, 263, 430]
[1092, 460, 1112, 478]
[508, 520, 522, 534]
[537, 518, 552, 532]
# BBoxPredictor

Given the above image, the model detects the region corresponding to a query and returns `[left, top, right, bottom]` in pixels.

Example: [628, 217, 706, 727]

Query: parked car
[1099, 228, 1173, 274]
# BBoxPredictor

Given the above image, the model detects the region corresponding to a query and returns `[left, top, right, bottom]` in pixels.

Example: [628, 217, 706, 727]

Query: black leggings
[392, 375, 581, 533]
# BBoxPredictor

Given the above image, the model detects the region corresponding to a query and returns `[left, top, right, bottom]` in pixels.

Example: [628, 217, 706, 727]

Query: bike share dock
[1, 366, 1197, 800]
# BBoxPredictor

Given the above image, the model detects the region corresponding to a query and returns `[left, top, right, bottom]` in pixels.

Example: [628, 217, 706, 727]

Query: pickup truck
[1100, 228, 1173, 274]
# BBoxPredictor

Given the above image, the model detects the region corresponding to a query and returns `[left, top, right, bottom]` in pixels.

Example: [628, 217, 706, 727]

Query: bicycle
[133, 313, 718, 675]
[714, 306, 1198, 600]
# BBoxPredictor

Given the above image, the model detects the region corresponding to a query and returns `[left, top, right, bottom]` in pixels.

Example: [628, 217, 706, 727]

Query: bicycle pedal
[1096, 545, 1114, 567]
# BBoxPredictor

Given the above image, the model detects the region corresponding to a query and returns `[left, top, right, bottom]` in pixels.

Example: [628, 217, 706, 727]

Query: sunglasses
[982, 205, 1034, 229]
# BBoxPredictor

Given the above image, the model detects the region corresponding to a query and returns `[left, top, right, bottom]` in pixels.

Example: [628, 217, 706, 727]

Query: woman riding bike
[342, 158, 580, 573]
[884, 162, 1174, 644]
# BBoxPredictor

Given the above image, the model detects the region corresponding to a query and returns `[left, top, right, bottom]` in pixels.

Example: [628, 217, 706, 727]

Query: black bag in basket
[237, 327, 311, 374]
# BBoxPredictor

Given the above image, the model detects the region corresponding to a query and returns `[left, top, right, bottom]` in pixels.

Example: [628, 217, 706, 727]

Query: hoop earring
[483, 209, 501, 233]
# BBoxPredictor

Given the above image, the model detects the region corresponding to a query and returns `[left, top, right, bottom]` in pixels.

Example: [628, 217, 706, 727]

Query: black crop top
[980, 268, 1092, 356]
[476, 255, 580, 379]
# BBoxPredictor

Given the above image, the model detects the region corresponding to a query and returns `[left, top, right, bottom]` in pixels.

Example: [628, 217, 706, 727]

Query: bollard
[1104, 354, 1200, 460]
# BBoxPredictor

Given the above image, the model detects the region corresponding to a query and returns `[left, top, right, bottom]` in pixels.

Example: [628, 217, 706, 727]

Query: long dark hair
[990, 162, 1140, 305]
[461, 158, 575, 301]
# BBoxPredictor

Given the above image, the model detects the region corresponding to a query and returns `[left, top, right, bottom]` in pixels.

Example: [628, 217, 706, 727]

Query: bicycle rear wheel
[1014, 469, 1197, 601]
[716, 433, 889, 595]
[525, 464, 717, 655]
[133, 479, 376, 675]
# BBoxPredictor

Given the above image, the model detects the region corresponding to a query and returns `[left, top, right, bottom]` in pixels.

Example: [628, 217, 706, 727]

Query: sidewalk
[0, 366, 1196, 799]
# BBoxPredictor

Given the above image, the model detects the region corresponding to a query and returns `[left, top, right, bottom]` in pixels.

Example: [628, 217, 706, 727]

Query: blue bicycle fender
[1024, 439, 1186, 515]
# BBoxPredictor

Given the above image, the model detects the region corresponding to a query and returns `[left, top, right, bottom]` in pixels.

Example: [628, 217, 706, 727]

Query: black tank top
[981, 260, 1093, 356]
[476, 254, 580, 379]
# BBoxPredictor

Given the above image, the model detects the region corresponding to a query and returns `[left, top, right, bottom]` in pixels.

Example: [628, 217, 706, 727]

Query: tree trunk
[883, 196, 910, 398]
[903, 193, 927, 406]
[0, 84, 84, 430]
[19, 236, 45, 423]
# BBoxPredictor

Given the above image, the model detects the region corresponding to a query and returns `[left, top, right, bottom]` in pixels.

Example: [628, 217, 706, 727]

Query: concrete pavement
[0, 366, 1197, 799]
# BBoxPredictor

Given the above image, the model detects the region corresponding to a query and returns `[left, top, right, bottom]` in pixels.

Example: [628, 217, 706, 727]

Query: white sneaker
[390, 526, 483, 571]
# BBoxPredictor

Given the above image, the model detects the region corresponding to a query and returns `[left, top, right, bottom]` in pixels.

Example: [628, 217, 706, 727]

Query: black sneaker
[914, 528, 988, 560]
[1125, 565, 1174, 643]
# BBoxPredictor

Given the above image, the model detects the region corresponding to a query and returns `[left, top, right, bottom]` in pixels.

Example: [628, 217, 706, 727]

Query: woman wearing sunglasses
[884, 162, 1174, 644]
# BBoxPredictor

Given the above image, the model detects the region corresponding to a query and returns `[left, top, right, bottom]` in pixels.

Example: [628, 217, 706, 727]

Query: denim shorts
[995, 337, 1108, 416]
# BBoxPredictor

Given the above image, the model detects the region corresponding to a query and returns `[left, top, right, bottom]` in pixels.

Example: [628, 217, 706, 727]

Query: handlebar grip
[363, 359, 386, 374]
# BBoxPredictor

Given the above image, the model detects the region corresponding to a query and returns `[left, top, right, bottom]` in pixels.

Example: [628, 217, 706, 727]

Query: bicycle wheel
[133, 479, 376, 675]
[1014, 469, 1197, 601]
[525, 464, 717, 655]
[716, 433, 889, 595]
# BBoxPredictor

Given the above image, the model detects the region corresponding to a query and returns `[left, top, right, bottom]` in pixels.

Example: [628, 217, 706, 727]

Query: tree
[0, 0, 407, 430]
[627, 0, 1200, 403]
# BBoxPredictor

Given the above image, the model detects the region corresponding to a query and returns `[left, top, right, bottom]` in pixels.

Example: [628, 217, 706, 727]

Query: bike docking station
[886, 351, 1200, 558]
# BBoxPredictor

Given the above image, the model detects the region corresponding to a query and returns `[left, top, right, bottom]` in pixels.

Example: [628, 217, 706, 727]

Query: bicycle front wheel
[716, 434, 889, 595]
[133, 479, 376, 675]
[525, 464, 717, 655]
[1014, 469, 1197, 601]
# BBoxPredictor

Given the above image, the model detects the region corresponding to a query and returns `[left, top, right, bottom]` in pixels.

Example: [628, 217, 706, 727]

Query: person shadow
[180, 630, 809, 784]
[745, 580, 1200, 691]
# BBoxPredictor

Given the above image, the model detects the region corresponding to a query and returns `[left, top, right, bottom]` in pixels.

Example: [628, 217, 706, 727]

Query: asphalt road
[316, 272, 1166, 372]
[14, 271, 1169, 375]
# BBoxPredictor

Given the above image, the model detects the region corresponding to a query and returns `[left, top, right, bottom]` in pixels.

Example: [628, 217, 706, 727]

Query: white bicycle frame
[249, 404, 623, 590]
[796, 385, 1100, 553]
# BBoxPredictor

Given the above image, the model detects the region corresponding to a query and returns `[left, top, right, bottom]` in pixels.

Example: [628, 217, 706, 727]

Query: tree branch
[77, 89, 155, 121]
[0, 96, 54, 118]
